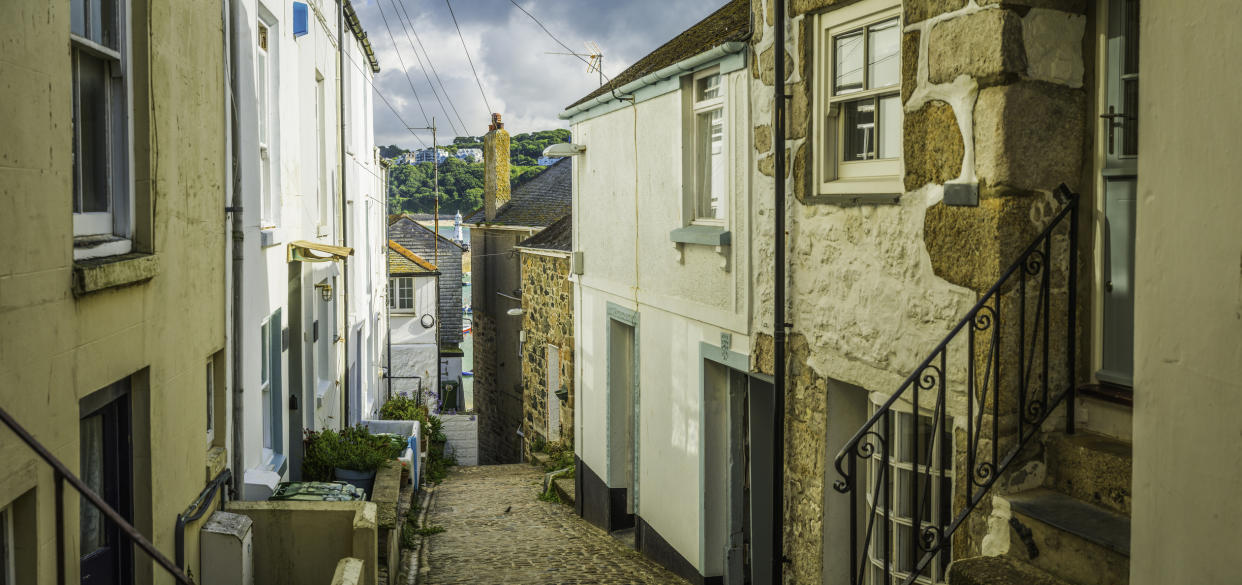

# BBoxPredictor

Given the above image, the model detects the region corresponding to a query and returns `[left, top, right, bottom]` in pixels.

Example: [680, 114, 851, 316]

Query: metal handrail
[0, 405, 193, 585]
[831, 185, 1079, 585]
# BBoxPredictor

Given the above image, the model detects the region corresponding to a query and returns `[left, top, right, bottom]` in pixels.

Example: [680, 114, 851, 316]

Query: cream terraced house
[0, 0, 230, 582]
[558, 3, 773, 583]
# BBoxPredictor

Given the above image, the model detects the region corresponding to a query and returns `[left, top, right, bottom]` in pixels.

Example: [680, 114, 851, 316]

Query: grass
[416, 525, 446, 536]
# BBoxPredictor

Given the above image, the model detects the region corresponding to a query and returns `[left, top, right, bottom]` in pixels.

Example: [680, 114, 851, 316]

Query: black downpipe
[772, 0, 788, 583]
[174, 468, 232, 568]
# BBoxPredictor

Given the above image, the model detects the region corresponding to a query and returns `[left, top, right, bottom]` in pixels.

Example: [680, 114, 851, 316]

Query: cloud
[353, 0, 728, 148]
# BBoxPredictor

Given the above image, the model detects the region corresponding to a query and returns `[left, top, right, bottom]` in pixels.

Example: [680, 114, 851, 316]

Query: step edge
[1005, 488, 1131, 556]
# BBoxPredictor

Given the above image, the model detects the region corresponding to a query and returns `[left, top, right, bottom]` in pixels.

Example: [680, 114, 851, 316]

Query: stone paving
[421, 464, 690, 585]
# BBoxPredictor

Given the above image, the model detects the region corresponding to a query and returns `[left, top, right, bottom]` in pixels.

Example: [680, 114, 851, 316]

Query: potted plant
[303, 426, 400, 497]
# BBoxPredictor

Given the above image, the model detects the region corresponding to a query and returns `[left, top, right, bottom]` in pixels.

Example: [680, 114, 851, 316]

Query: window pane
[76, 52, 111, 214]
[100, 0, 118, 49]
[835, 30, 864, 95]
[1122, 79, 1138, 156]
[842, 99, 876, 161]
[260, 322, 270, 385]
[878, 95, 902, 160]
[1123, 0, 1140, 75]
[72, 0, 86, 37]
[206, 362, 214, 433]
[868, 19, 900, 90]
[79, 414, 107, 555]
[696, 108, 725, 220]
[697, 73, 720, 101]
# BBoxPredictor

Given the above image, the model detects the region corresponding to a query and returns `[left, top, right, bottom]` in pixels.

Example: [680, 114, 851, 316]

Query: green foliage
[538, 488, 561, 504]
[546, 441, 575, 478]
[379, 394, 424, 421]
[302, 425, 400, 481]
[387, 129, 571, 215]
[415, 525, 446, 536]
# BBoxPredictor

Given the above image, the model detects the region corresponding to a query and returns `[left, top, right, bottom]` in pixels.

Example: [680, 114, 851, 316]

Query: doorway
[1096, 0, 1140, 388]
[607, 306, 639, 527]
[79, 381, 133, 585]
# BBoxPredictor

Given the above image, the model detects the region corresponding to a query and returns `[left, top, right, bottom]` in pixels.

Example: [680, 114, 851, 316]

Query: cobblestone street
[421, 464, 690, 585]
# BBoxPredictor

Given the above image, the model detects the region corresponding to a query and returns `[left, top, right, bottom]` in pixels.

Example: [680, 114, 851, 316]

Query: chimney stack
[483, 113, 510, 221]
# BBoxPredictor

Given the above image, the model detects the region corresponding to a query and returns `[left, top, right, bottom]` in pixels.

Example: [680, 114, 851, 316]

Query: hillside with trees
[384, 129, 569, 215]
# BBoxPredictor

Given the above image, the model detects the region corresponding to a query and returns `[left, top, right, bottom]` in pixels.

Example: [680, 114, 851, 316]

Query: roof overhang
[288, 241, 354, 263]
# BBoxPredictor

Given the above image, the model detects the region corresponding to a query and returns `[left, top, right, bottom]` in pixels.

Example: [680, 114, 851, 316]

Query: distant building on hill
[455, 148, 483, 163]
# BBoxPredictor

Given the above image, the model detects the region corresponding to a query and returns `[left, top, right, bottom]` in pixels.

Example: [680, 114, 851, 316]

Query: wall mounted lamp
[315, 282, 333, 302]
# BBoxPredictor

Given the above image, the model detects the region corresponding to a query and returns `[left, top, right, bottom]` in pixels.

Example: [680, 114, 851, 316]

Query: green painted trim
[604, 302, 641, 515]
[670, 226, 731, 246]
[697, 341, 749, 575]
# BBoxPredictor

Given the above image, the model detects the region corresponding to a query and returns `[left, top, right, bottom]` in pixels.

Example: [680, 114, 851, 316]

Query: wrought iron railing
[832, 185, 1079, 585]
[0, 405, 193, 585]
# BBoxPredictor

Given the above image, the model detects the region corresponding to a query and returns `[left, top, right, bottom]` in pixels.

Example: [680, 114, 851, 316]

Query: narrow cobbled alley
[419, 464, 690, 585]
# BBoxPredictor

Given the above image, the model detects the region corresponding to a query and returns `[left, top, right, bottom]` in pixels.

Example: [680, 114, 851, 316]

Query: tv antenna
[546, 42, 606, 86]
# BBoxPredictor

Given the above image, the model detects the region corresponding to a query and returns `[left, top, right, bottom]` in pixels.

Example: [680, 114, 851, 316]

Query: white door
[547, 345, 561, 442]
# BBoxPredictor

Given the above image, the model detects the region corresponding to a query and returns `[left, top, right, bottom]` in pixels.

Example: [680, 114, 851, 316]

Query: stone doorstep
[552, 476, 575, 506]
[1002, 488, 1130, 585]
[1043, 431, 1132, 516]
[529, 450, 552, 469]
[948, 556, 1073, 585]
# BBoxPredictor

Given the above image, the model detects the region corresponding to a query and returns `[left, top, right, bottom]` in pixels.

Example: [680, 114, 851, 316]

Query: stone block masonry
[519, 253, 574, 459]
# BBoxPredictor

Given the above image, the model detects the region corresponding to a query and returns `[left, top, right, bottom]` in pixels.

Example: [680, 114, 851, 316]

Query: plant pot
[334, 467, 377, 499]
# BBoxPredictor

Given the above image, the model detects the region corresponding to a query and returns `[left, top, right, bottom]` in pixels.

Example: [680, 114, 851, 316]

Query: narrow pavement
[421, 464, 690, 585]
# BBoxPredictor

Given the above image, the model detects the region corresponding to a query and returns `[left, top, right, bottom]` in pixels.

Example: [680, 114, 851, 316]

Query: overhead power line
[508, 0, 610, 82]
[389, 0, 464, 137]
[339, 34, 429, 148]
[375, 0, 434, 129]
[444, 0, 494, 115]
[396, 0, 471, 135]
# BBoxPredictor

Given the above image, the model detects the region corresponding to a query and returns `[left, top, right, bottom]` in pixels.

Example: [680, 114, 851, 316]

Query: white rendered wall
[1129, 1, 1242, 582]
[572, 64, 753, 574]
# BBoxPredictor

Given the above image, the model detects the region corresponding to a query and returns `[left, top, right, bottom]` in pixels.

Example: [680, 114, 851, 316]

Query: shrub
[380, 394, 425, 422]
[302, 425, 399, 481]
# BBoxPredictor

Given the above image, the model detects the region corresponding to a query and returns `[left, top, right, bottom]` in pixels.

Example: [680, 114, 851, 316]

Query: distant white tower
[453, 210, 464, 244]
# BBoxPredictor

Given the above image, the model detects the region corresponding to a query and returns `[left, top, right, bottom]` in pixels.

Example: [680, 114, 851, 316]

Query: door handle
[1100, 106, 1128, 155]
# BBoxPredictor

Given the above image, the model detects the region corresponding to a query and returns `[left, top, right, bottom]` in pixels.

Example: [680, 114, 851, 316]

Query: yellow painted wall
[0, 0, 227, 583]
[1130, 1, 1242, 583]
[227, 501, 378, 585]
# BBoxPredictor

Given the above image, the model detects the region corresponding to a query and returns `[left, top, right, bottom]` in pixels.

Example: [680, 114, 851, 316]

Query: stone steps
[1042, 431, 1132, 516]
[1002, 488, 1130, 585]
[553, 476, 575, 506]
[949, 556, 1073, 585]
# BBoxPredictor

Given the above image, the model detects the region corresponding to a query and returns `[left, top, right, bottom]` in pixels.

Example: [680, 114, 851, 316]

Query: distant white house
[414, 148, 449, 164]
[386, 241, 441, 402]
[455, 148, 483, 163]
[537, 156, 560, 166]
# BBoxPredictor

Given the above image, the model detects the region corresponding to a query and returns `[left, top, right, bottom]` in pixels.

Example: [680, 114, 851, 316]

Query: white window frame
[315, 72, 329, 232]
[389, 277, 414, 312]
[814, 2, 904, 197]
[71, 0, 135, 258]
[260, 318, 273, 456]
[257, 16, 277, 227]
[206, 356, 215, 446]
[865, 404, 952, 585]
[689, 68, 728, 225]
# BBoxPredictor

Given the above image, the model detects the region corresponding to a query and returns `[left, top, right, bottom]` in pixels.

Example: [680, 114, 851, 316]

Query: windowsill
[260, 227, 282, 248]
[315, 379, 334, 407]
[669, 225, 731, 246]
[74, 234, 132, 261]
[73, 252, 159, 297]
[258, 451, 288, 477]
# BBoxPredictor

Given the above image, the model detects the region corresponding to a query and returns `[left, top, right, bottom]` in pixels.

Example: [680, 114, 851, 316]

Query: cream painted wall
[390, 276, 440, 400]
[0, 0, 227, 582]
[1129, 1, 1242, 582]
[572, 63, 753, 575]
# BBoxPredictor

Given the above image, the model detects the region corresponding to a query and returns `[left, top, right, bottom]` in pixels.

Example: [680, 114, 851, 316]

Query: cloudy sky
[351, 0, 728, 149]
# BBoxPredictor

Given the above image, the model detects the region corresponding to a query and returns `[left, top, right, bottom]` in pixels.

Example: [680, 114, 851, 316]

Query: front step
[949, 556, 1073, 585]
[1001, 488, 1130, 585]
[1044, 432, 1131, 515]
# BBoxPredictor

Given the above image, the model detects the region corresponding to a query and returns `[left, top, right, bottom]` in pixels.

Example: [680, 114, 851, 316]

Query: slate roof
[565, 0, 750, 110]
[387, 241, 438, 275]
[464, 158, 572, 228]
[516, 214, 571, 253]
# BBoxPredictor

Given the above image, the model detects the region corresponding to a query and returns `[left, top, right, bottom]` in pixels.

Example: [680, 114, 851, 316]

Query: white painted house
[386, 241, 441, 401]
[227, 0, 387, 498]
[558, 3, 770, 583]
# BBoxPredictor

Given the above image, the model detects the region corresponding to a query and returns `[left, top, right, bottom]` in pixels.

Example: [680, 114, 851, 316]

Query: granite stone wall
[518, 253, 575, 459]
[748, 0, 1090, 581]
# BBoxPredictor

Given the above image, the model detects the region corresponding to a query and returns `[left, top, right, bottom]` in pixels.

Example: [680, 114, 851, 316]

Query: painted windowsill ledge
[669, 225, 731, 246]
[73, 252, 159, 297]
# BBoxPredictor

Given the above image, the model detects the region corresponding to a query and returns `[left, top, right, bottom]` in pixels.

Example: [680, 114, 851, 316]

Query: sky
[351, 0, 728, 149]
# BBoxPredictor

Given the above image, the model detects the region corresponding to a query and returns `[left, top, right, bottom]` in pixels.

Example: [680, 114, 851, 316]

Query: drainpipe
[338, 1, 350, 425]
[225, 0, 246, 497]
[773, 0, 788, 582]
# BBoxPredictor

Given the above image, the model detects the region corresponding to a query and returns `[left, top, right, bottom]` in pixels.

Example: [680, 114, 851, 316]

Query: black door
[80, 386, 132, 585]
